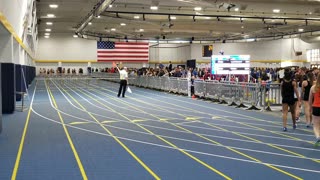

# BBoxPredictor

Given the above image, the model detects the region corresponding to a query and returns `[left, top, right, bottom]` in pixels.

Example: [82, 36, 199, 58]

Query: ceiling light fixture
[45, 29, 51, 32]
[120, 23, 126, 26]
[273, 9, 280, 13]
[150, 0, 159, 11]
[44, 36, 50, 38]
[139, 29, 144, 32]
[49, 4, 58, 8]
[111, 28, 116, 31]
[170, 16, 177, 20]
[109, 4, 113, 8]
[194, 7, 202, 11]
[47, 14, 55, 18]
[150, 6, 158, 10]
[73, 35, 78, 38]
[97, 16, 101, 18]
[45, 33, 50, 36]
[298, 28, 304, 32]
[46, 22, 53, 25]
[134, 15, 140, 19]
[235, 8, 239, 11]
[88, 22, 92, 25]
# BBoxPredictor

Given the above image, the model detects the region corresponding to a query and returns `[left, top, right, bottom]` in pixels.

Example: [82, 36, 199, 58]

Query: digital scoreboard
[211, 55, 250, 75]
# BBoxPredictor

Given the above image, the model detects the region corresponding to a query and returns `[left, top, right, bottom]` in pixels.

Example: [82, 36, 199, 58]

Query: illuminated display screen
[211, 55, 250, 75]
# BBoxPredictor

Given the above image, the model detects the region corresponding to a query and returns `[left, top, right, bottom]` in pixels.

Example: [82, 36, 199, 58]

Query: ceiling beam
[104, 10, 320, 22]
[75, 0, 116, 34]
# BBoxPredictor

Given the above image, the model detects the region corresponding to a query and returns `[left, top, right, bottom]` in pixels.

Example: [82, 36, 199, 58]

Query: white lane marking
[31, 108, 320, 174]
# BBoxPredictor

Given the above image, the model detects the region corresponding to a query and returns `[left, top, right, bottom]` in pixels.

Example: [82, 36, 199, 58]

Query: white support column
[0, 31, 13, 63]
[12, 36, 20, 64]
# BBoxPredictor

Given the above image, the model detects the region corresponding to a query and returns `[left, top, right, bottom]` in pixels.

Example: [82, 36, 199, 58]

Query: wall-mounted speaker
[295, 51, 302, 56]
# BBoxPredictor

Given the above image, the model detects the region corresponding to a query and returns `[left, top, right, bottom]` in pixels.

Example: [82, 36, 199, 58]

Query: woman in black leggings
[281, 70, 300, 131]
[301, 72, 314, 127]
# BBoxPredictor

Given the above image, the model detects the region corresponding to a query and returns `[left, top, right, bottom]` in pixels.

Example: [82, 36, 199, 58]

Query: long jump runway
[1, 78, 320, 180]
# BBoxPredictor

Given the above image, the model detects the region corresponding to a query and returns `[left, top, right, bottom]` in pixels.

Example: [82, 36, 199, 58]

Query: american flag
[97, 41, 149, 62]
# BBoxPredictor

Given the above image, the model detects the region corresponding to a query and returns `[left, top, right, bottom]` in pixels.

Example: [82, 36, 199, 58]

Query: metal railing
[39, 72, 283, 111]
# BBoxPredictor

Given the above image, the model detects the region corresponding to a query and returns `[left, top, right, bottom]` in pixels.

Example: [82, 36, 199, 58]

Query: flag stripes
[97, 41, 149, 62]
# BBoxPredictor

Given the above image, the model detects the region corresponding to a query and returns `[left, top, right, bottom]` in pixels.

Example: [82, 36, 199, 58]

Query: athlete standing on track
[281, 69, 300, 132]
[116, 65, 128, 98]
[308, 73, 320, 147]
[301, 72, 314, 127]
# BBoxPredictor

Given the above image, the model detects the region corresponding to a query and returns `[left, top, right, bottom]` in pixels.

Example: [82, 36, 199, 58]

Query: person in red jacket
[308, 73, 320, 147]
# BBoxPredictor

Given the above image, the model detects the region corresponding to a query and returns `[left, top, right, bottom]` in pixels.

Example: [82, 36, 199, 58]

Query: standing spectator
[295, 74, 302, 122]
[168, 61, 173, 72]
[308, 73, 320, 147]
[192, 68, 198, 78]
[281, 70, 300, 131]
[116, 66, 128, 98]
[301, 72, 314, 127]
[278, 68, 285, 82]
[173, 67, 182, 77]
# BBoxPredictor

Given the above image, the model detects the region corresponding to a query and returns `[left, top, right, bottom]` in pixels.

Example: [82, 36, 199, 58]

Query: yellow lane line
[69, 122, 92, 125]
[185, 117, 203, 120]
[101, 120, 119, 124]
[68, 83, 232, 180]
[11, 82, 37, 180]
[91, 85, 304, 179]
[83, 82, 302, 180]
[53, 80, 160, 180]
[131, 120, 148, 123]
[46, 81, 88, 180]
[123, 90, 319, 163]
[206, 125, 303, 179]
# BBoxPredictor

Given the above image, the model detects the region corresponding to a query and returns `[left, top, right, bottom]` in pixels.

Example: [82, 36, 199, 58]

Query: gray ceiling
[36, 0, 320, 42]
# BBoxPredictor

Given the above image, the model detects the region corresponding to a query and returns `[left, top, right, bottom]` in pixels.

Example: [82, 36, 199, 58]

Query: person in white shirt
[116, 66, 128, 98]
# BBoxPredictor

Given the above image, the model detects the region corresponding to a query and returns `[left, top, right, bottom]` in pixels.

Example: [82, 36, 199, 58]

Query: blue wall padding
[1, 63, 16, 113]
